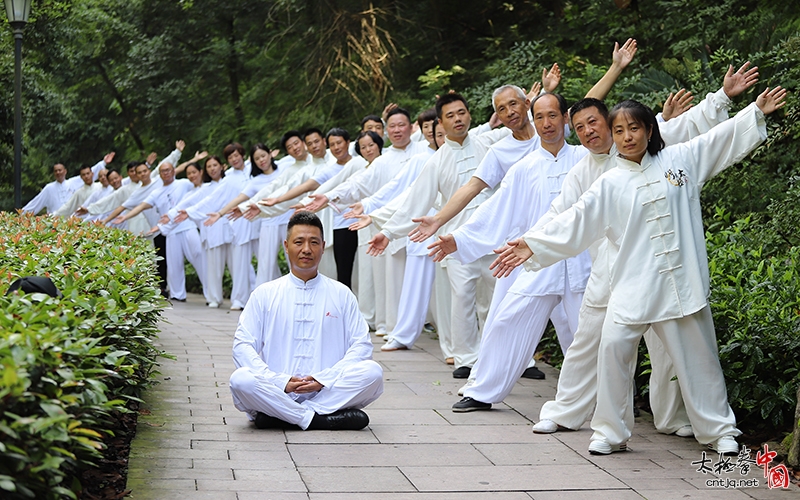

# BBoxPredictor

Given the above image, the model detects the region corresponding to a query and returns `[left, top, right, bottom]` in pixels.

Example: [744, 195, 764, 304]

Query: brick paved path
[126, 293, 794, 499]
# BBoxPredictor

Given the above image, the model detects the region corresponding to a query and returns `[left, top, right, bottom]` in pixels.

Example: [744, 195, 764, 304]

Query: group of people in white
[22, 38, 787, 456]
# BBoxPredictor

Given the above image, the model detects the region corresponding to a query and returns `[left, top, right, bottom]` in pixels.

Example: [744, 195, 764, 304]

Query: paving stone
[308, 493, 532, 500]
[298, 466, 416, 492]
[288, 443, 492, 467]
[473, 443, 588, 466]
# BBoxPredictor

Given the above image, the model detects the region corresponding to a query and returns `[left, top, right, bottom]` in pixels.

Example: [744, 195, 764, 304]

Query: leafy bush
[0, 213, 167, 499]
[706, 212, 800, 431]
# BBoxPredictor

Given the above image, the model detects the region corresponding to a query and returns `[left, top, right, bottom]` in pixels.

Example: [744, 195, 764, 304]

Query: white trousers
[433, 262, 453, 359]
[445, 255, 496, 369]
[166, 229, 206, 301]
[592, 304, 739, 446]
[372, 253, 387, 333]
[229, 360, 384, 430]
[539, 303, 689, 432]
[464, 285, 583, 404]
[384, 248, 406, 333]
[355, 244, 375, 328]
[230, 241, 257, 309]
[257, 223, 285, 285]
[205, 244, 233, 305]
[390, 254, 435, 347]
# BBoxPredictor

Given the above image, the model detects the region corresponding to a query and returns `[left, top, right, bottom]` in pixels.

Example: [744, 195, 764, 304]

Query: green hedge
[0, 213, 167, 499]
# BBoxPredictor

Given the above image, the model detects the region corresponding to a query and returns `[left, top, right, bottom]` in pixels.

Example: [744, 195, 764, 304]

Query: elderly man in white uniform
[229, 211, 384, 430]
[495, 86, 786, 455]
[53, 165, 103, 218]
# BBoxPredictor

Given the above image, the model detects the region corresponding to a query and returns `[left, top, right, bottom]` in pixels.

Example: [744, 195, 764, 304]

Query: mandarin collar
[590, 143, 617, 162]
[289, 270, 322, 288]
[444, 133, 471, 150]
[616, 151, 652, 172]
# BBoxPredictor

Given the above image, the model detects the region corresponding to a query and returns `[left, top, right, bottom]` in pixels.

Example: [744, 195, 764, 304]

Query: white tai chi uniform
[536, 89, 734, 433]
[234, 170, 282, 284]
[143, 178, 205, 301]
[22, 159, 107, 215]
[322, 141, 430, 334]
[241, 154, 311, 286]
[253, 156, 343, 280]
[186, 169, 251, 307]
[367, 147, 436, 345]
[379, 129, 511, 368]
[229, 272, 384, 429]
[53, 182, 101, 218]
[455, 144, 592, 404]
[523, 102, 766, 446]
[80, 184, 115, 221]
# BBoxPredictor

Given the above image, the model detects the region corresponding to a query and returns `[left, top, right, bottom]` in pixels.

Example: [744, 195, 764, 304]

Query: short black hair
[126, 161, 140, 172]
[609, 100, 665, 157]
[531, 92, 568, 115]
[360, 115, 382, 129]
[417, 108, 437, 127]
[386, 107, 411, 123]
[435, 93, 469, 119]
[79, 165, 93, 174]
[107, 168, 120, 177]
[287, 211, 324, 238]
[569, 98, 609, 128]
[303, 127, 324, 141]
[326, 127, 350, 142]
[354, 131, 384, 156]
[204, 155, 226, 180]
[280, 130, 303, 151]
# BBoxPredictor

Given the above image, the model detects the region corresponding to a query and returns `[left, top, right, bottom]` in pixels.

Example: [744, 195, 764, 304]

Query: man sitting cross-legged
[229, 211, 384, 430]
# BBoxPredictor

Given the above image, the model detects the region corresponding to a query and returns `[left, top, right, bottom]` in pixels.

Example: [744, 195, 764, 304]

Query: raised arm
[113, 200, 153, 224]
[584, 38, 638, 100]
[266, 177, 321, 206]
[175, 150, 208, 176]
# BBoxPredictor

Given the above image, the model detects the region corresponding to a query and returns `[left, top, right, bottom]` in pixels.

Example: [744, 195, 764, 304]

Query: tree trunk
[788, 384, 800, 467]
[94, 61, 146, 152]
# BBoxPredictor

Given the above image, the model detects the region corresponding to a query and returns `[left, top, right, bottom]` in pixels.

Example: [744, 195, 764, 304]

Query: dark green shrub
[0, 213, 167, 499]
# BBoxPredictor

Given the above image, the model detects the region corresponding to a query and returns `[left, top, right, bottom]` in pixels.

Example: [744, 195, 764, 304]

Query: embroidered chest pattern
[664, 168, 688, 187]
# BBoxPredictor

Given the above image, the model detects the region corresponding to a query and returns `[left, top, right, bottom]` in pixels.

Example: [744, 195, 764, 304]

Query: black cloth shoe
[307, 408, 369, 430]
[452, 366, 471, 378]
[452, 397, 492, 412]
[254, 412, 298, 430]
[521, 366, 545, 379]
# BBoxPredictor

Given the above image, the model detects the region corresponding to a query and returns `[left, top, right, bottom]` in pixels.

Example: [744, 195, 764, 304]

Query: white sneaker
[375, 328, 388, 337]
[674, 425, 694, 438]
[381, 338, 409, 351]
[207, 302, 220, 308]
[532, 419, 559, 434]
[588, 439, 627, 455]
[457, 379, 475, 396]
[709, 436, 739, 455]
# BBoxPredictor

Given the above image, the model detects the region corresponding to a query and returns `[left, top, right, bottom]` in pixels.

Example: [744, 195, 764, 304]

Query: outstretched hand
[427, 234, 457, 262]
[75, 206, 89, 216]
[408, 215, 441, 243]
[304, 194, 329, 213]
[488, 112, 502, 129]
[343, 202, 364, 219]
[662, 89, 694, 121]
[259, 197, 279, 207]
[348, 214, 372, 231]
[525, 81, 542, 101]
[756, 86, 788, 115]
[174, 210, 189, 223]
[489, 238, 534, 278]
[612, 38, 637, 70]
[723, 62, 759, 98]
[204, 212, 221, 226]
[243, 204, 261, 220]
[542, 63, 561, 93]
[366, 233, 389, 256]
[146, 151, 158, 167]
[382, 103, 398, 123]
[104, 152, 116, 164]
[193, 151, 209, 161]
[175, 140, 186, 152]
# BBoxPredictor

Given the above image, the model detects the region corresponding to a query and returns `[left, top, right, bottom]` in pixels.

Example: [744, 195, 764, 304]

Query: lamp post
[5, 0, 31, 210]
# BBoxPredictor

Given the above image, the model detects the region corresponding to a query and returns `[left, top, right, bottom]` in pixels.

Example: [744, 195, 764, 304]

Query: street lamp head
[5, 0, 31, 25]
